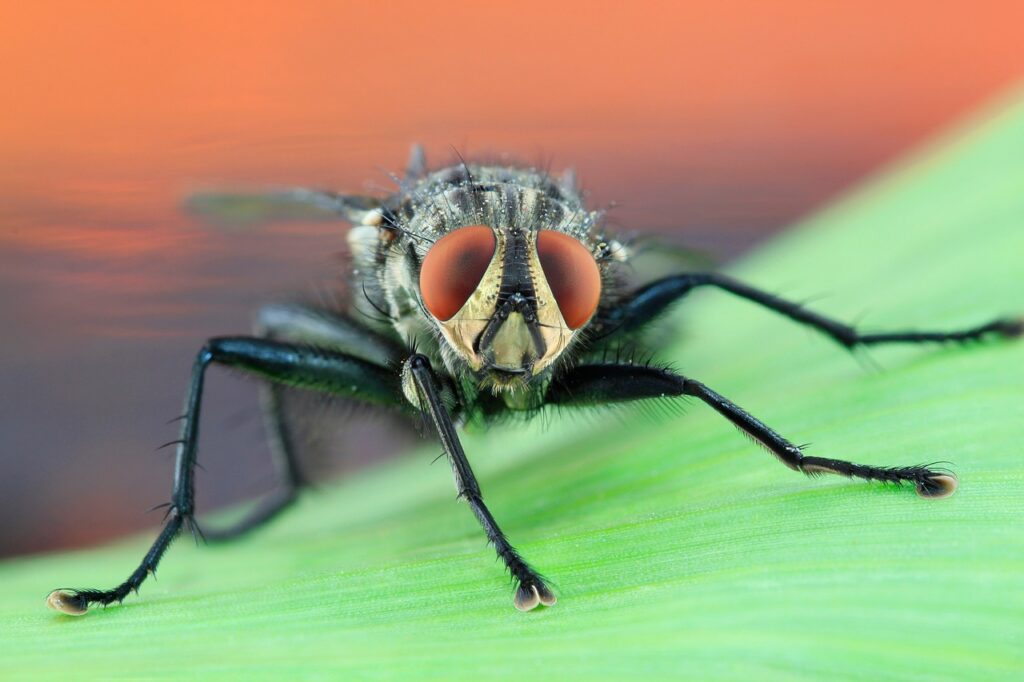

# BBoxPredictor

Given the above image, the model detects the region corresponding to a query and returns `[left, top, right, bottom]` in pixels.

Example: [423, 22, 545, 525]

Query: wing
[185, 145, 431, 229]
[184, 188, 382, 227]
[618, 234, 719, 288]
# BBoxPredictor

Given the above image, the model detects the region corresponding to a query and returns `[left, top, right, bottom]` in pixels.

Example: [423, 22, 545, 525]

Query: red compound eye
[536, 230, 601, 329]
[419, 225, 496, 321]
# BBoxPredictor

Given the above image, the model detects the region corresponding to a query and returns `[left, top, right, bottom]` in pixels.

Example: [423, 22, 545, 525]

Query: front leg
[547, 363, 958, 498]
[404, 355, 556, 611]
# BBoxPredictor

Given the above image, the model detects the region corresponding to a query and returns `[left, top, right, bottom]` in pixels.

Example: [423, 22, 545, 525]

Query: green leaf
[4, 91, 1024, 680]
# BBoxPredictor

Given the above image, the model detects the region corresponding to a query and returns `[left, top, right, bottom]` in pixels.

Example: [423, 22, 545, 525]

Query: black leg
[547, 363, 958, 498]
[47, 337, 403, 615]
[405, 354, 555, 611]
[607, 272, 1022, 348]
[205, 305, 404, 541]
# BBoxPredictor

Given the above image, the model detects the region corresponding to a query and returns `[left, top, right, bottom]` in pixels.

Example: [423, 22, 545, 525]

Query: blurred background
[2, 2, 1022, 558]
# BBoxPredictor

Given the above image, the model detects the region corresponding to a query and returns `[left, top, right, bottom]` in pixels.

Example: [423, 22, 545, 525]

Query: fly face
[418, 224, 601, 388]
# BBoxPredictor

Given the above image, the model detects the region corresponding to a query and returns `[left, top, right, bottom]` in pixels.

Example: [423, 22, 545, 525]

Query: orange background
[4, 2, 1024, 249]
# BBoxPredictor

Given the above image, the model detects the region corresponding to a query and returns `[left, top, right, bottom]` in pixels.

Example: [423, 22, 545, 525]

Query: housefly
[47, 146, 1023, 614]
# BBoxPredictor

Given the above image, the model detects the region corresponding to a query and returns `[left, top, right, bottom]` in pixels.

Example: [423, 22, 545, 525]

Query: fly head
[418, 224, 601, 390]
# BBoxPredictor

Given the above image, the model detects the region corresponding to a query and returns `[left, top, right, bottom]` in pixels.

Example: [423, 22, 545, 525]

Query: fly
[47, 145, 1023, 615]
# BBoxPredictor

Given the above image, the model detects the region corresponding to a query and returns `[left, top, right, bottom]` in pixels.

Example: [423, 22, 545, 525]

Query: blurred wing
[620, 235, 720, 288]
[185, 188, 381, 227]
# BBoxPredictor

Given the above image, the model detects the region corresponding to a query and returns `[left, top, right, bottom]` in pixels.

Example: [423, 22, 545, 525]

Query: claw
[46, 590, 89, 616]
[513, 581, 557, 611]
[916, 473, 958, 499]
[535, 582, 557, 606]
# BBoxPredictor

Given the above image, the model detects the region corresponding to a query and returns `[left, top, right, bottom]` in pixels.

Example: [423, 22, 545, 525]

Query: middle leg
[47, 337, 404, 615]
[206, 304, 405, 540]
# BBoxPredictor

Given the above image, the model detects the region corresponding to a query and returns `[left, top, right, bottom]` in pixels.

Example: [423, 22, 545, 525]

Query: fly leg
[608, 272, 1021, 348]
[405, 354, 556, 611]
[547, 363, 958, 498]
[205, 304, 404, 540]
[47, 337, 403, 615]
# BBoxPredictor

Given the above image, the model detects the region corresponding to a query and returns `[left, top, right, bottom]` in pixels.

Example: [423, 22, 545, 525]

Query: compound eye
[536, 230, 601, 329]
[419, 225, 496, 321]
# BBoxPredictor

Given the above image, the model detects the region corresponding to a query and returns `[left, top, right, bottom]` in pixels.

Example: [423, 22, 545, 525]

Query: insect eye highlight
[536, 230, 601, 329]
[420, 225, 496, 321]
